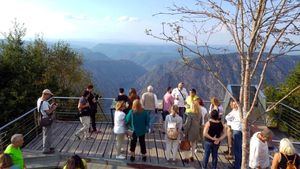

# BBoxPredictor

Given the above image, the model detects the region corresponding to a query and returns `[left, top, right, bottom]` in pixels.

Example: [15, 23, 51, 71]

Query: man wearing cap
[249, 128, 273, 169]
[171, 82, 188, 121]
[37, 89, 58, 154]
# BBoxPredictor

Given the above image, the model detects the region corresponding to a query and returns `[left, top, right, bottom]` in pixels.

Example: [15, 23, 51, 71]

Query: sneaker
[116, 155, 126, 160]
[92, 129, 101, 134]
[142, 155, 147, 162]
[130, 156, 135, 162]
[85, 136, 93, 140]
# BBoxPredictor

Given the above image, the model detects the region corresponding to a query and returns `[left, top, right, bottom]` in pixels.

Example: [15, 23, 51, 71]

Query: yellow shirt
[185, 95, 199, 113]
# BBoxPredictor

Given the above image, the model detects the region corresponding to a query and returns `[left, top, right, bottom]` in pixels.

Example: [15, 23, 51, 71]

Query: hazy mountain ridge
[91, 43, 181, 69]
[78, 43, 300, 100]
[135, 53, 300, 99]
[83, 59, 147, 97]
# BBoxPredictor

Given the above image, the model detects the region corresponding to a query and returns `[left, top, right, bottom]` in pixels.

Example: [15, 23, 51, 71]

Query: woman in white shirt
[164, 105, 183, 163]
[113, 101, 126, 159]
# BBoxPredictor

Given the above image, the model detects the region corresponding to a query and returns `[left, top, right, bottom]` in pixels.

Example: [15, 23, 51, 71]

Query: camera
[95, 94, 102, 101]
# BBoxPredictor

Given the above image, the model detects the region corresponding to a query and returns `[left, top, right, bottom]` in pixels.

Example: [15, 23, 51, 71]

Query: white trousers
[76, 116, 91, 138]
[165, 139, 180, 160]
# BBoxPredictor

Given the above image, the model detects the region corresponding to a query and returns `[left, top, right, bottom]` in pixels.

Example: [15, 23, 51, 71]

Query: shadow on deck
[23, 121, 233, 169]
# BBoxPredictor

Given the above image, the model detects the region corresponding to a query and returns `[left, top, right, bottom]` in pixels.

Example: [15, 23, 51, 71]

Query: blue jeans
[233, 130, 242, 169]
[148, 110, 160, 131]
[203, 140, 219, 169]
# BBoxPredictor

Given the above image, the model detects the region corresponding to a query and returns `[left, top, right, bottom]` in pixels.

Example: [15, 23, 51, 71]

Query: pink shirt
[163, 92, 174, 112]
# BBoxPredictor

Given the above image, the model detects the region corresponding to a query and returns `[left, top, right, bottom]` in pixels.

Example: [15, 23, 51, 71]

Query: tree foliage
[0, 22, 92, 126]
[265, 62, 300, 109]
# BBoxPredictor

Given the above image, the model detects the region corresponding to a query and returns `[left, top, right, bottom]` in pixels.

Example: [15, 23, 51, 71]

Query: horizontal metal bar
[280, 103, 300, 114]
[0, 108, 36, 131]
[53, 96, 114, 100]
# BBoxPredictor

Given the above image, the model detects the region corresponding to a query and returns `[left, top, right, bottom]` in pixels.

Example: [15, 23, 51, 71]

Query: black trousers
[90, 110, 97, 131]
[130, 133, 146, 155]
[162, 110, 169, 121]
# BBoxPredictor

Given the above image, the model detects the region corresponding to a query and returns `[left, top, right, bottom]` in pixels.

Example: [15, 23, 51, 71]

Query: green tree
[0, 22, 92, 126]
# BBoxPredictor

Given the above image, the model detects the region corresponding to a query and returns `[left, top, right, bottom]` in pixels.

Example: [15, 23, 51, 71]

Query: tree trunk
[242, 117, 249, 169]
[241, 57, 251, 168]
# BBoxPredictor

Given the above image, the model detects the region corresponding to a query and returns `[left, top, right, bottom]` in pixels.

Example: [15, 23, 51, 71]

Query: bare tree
[146, 0, 300, 168]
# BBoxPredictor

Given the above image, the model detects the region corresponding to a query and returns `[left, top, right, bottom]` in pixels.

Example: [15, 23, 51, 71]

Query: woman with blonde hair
[113, 101, 126, 159]
[164, 105, 183, 163]
[271, 138, 299, 169]
[182, 100, 202, 164]
[209, 97, 224, 119]
[125, 99, 150, 162]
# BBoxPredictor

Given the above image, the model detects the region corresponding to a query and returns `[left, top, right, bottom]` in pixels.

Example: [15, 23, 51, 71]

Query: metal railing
[0, 97, 115, 151]
[0, 107, 40, 152]
[275, 103, 300, 140]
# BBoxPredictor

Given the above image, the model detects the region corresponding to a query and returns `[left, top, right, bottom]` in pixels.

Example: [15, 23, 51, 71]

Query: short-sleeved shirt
[163, 92, 174, 112]
[115, 95, 129, 102]
[114, 110, 126, 134]
[79, 97, 88, 105]
[4, 144, 24, 169]
[37, 97, 50, 117]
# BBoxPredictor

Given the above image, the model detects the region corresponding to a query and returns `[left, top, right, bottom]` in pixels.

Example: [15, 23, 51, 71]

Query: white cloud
[117, 16, 139, 23]
[65, 14, 89, 21]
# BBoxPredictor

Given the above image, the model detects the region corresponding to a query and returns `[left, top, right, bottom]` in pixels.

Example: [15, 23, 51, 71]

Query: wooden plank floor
[24, 121, 233, 168]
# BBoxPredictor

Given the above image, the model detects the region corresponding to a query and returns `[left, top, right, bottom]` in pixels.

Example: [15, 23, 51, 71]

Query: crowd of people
[0, 83, 299, 169]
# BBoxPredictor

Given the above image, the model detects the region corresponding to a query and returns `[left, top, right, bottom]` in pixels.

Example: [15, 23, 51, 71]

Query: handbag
[38, 101, 53, 127]
[180, 137, 191, 151]
[167, 115, 179, 140]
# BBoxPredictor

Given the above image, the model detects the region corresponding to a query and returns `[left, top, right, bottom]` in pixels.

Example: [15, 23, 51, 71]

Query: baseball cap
[42, 89, 53, 95]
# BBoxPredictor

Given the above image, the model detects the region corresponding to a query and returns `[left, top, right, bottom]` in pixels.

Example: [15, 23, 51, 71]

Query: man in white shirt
[37, 89, 57, 154]
[171, 82, 188, 121]
[249, 128, 273, 169]
[225, 99, 242, 169]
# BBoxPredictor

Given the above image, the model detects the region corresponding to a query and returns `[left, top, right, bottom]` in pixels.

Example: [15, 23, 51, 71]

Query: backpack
[167, 115, 179, 140]
[283, 153, 297, 169]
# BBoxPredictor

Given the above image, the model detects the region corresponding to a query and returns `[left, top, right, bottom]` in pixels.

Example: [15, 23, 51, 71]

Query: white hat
[42, 89, 53, 95]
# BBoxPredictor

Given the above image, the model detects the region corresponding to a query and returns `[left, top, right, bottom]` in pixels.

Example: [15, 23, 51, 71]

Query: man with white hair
[141, 85, 158, 133]
[37, 89, 57, 154]
[4, 134, 25, 169]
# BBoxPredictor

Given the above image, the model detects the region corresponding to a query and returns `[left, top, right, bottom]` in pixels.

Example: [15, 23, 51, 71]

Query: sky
[0, 0, 231, 44]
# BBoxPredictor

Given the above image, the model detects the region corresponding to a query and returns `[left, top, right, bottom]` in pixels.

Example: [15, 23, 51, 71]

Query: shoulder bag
[38, 101, 53, 127]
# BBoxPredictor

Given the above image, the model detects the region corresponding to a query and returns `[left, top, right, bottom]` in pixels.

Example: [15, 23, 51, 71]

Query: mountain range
[78, 43, 300, 100]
